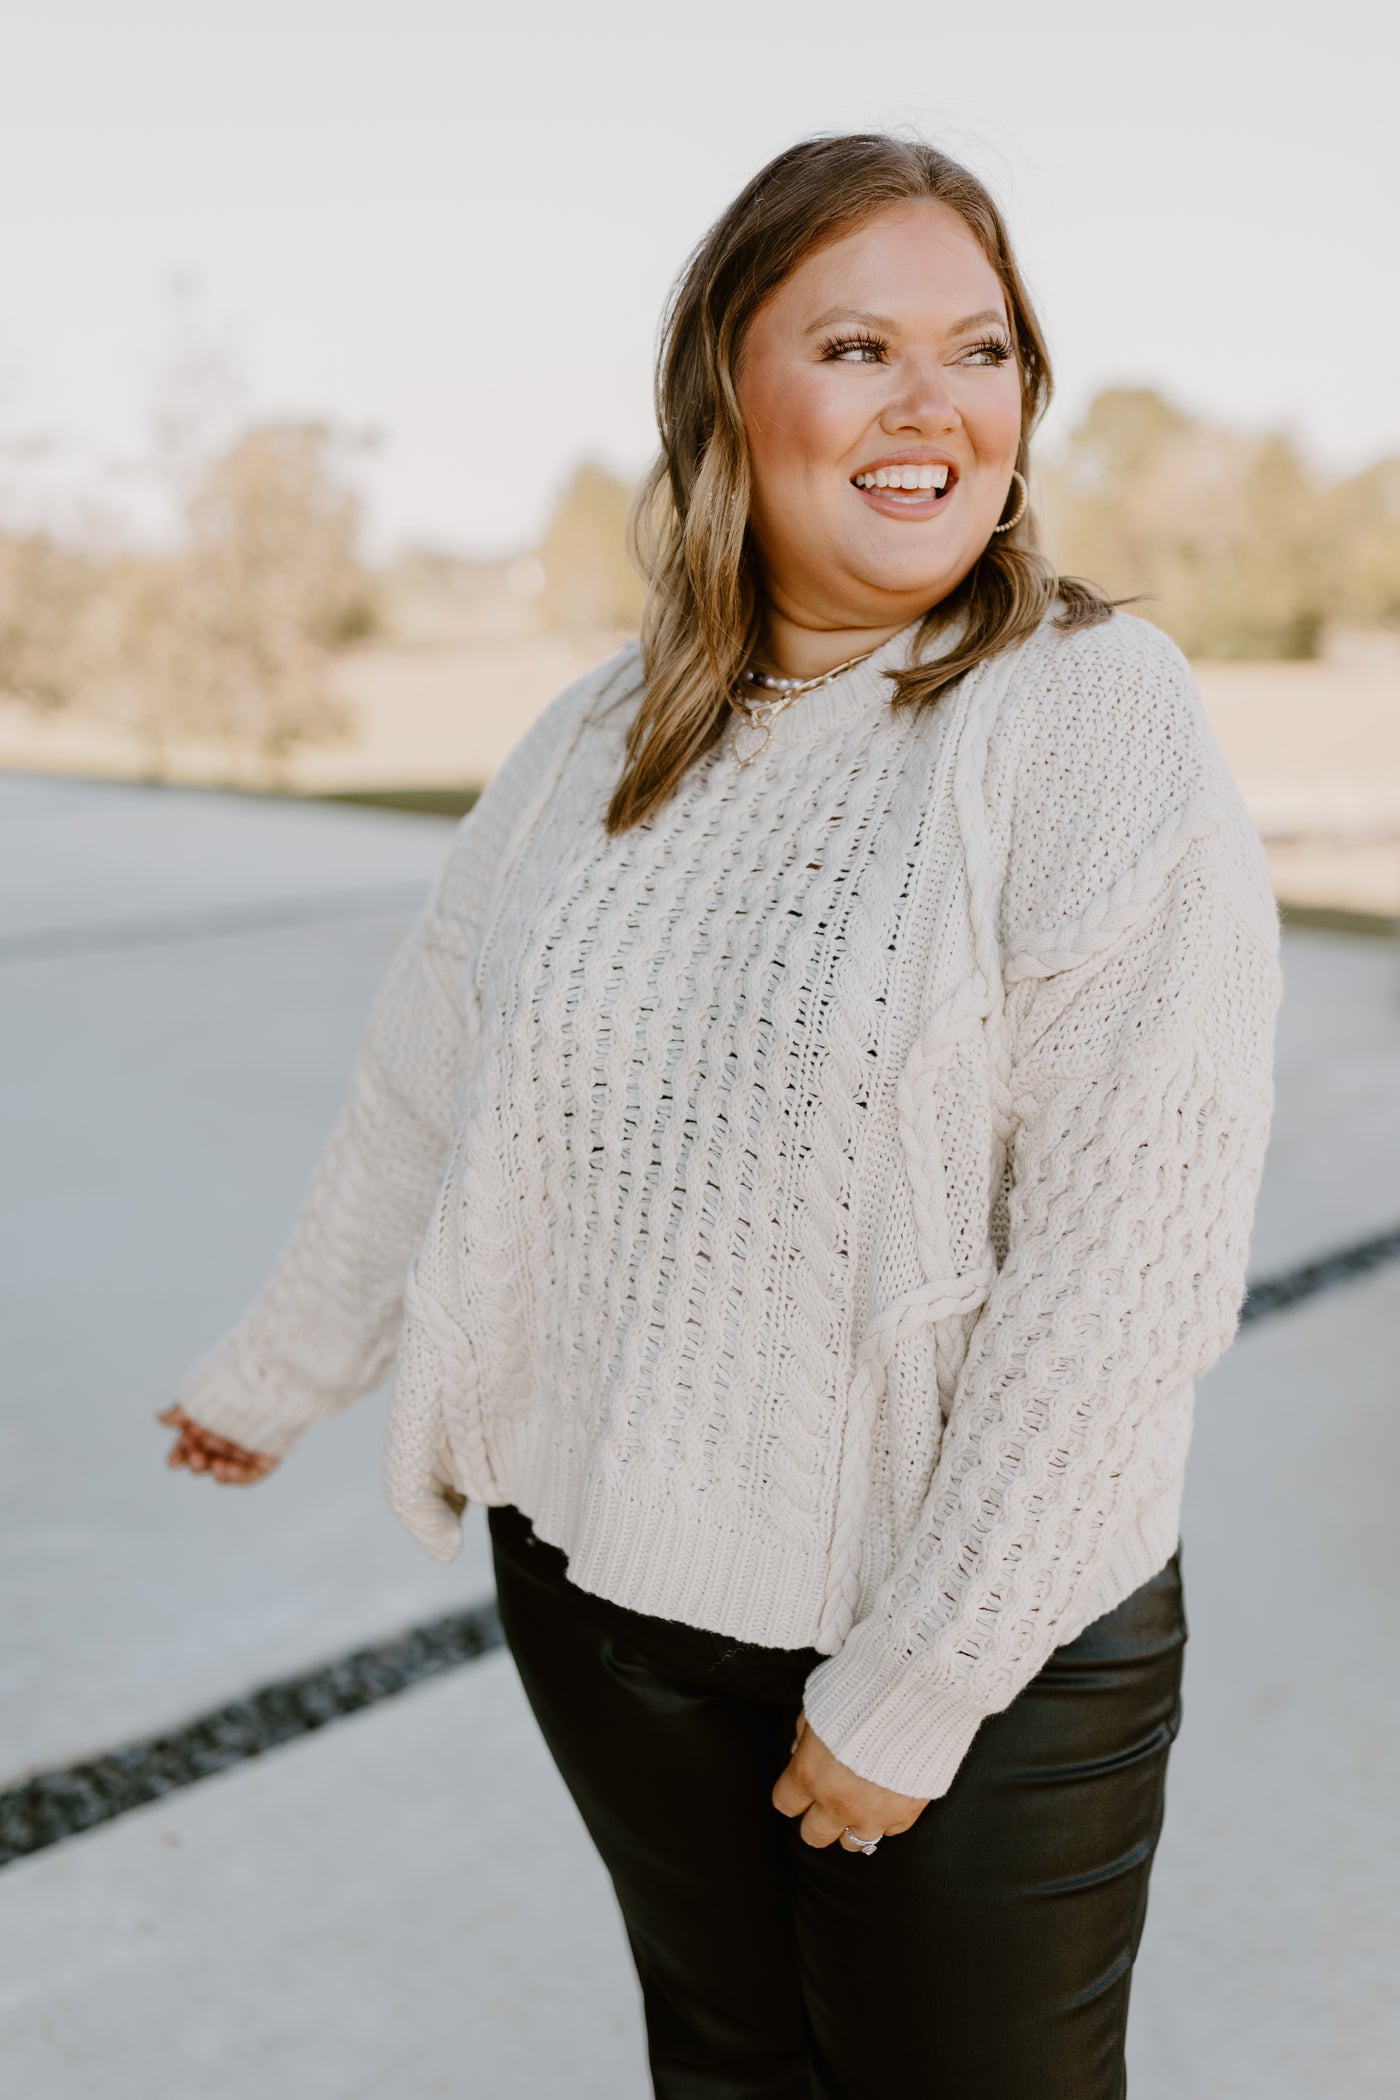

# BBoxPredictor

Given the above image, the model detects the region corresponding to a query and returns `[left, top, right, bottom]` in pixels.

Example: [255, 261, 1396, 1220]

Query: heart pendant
[732, 717, 772, 767]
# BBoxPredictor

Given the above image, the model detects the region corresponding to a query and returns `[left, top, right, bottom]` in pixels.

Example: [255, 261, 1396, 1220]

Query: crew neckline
[736, 614, 933, 750]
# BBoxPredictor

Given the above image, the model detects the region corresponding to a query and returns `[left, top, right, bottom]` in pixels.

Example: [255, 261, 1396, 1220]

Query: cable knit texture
[176, 607, 1282, 1798]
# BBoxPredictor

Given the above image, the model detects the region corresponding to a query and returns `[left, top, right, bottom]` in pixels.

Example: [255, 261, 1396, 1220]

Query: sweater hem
[475, 1416, 839, 1653]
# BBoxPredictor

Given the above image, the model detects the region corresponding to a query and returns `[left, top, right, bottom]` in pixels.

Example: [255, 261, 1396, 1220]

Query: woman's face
[735, 201, 1024, 637]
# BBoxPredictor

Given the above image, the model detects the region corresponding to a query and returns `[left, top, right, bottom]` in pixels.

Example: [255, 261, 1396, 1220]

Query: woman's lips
[852, 477, 957, 520]
[849, 457, 960, 520]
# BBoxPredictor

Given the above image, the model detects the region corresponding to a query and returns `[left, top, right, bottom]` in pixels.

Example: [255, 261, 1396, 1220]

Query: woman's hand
[156, 1403, 281, 1485]
[772, 1708, 930, 1851]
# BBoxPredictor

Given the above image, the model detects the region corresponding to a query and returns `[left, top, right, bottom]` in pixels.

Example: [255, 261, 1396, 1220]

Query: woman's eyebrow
[804, 307, 900, 335]
[946, 308, 1009, 335]
[803, 305, 1009, 337]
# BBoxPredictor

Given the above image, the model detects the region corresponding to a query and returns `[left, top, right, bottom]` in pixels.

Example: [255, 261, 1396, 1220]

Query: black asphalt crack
[2, 1218, 1396, 1869]
[1238, 1221, 1400, 1323]
[0, 1601, 503, 1868]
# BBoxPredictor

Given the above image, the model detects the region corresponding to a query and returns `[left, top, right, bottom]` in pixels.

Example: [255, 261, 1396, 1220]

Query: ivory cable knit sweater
[176, 607, 1282, 1797]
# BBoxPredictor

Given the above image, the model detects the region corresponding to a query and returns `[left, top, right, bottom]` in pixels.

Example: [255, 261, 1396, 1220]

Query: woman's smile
[735, 199, 1024, 674]
[850, 450, 958, 519]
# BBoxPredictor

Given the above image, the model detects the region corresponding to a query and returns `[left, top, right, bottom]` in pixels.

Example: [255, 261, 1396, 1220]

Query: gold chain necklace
[729, 643, 883, 768]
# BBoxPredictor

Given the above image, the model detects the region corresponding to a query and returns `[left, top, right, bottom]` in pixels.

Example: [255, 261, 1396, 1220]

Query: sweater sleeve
[801, 618, 1284, 1798]
[171, 649, 633, 1460]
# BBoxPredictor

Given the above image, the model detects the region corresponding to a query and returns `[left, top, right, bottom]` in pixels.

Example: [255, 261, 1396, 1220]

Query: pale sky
[2, 0, 1394, 557]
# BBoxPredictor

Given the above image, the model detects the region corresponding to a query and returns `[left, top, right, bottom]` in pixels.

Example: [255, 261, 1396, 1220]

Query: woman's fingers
[202, 1445, 261, 1481]
[156, 1404, 279, 1483]
[799, 1800, 852, 1849]
[771, 1761, 815, 1822]
[773, 1710, 930, 1850]
[196, 1436, 276, 1482]
[195, 1440, 277, 1482]
[773, 1751, 881, 1851]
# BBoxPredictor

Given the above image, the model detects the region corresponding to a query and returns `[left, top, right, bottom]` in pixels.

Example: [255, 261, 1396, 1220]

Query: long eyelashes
[818, 328, 1015, 367]
[820, 329, 887, 363]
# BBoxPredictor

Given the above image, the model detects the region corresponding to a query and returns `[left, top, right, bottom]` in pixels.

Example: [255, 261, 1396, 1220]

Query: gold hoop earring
[991, 469, 1028, 534]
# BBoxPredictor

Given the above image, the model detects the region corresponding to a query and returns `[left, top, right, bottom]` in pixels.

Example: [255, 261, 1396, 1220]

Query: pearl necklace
[730, 643, 883, 767]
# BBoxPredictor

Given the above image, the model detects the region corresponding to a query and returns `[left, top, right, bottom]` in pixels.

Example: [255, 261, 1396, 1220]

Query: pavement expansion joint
[4, 1220, 1396, 1871]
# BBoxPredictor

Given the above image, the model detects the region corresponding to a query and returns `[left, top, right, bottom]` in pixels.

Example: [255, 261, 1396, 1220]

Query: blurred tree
[114, 419, 377, 763]
[1322, 456, 1400, 628]
[0, 530, 109, 709]
[1038, 387, 1400, 659]
[0, 418, 377, 773]
[536, 461, 646, 634]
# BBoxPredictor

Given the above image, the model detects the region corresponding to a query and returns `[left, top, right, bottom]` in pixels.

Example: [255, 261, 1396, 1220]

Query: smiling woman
[740, 225, 1024, 625]
[165, 132, 1282, 2100]
[609, 132, 1115, 832]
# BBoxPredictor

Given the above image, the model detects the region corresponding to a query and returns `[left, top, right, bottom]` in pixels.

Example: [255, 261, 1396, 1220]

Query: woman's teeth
[854, 464, 950, 492]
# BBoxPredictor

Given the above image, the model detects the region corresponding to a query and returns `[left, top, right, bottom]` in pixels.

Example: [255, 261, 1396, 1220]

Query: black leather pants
[488, 1501, 1188, 2100]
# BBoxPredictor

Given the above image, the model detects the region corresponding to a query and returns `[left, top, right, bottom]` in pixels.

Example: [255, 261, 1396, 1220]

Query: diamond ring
[844, 1827, 882, 1855]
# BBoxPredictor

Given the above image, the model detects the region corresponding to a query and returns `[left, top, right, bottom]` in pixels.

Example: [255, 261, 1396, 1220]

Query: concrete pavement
[2, 773, 1396, 2096]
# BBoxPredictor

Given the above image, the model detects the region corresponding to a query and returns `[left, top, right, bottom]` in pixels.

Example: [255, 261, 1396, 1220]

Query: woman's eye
[822, 335, 887, 364]
[962, 336, 1014, 367]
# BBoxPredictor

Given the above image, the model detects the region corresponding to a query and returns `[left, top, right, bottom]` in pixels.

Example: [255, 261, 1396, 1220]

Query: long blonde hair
[605, 132, 1113, 834]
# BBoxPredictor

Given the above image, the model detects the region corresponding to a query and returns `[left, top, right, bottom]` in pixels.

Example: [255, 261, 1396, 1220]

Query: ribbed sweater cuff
[800, 1634, 995, 1801]
[173, 1340, 335, 1460]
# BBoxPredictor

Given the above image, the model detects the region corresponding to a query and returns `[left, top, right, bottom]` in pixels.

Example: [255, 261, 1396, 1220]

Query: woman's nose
[879, 359, 961, 436]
